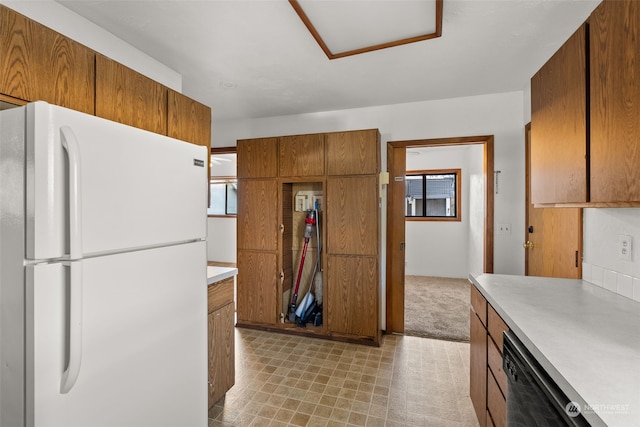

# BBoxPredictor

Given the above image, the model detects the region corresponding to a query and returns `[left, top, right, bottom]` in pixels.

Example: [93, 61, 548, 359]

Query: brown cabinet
[237, 137, 279, 178]
[168, 90, 211, 173]
[279, 134, 325, 177]
[95, 55, 168, 135]
[470, 284, 508, 427]
[531, 0, 640, 206]
[326, 129, 379, 175]
[236, 178, 279, 325]
[590, 0, 640, 203]
[236, 129, 381, 345]
[470, 285, 487, 427]
[0, 5, 95, 114]
[207, 276, 235, 407]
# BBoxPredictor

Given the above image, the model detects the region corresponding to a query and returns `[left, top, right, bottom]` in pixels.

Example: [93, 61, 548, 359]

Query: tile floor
[208, 328, 479, 427]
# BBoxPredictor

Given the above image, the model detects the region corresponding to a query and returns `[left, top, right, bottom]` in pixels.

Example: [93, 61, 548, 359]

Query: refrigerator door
[25, 101, 208, 261]
[26, 242, 207, 427]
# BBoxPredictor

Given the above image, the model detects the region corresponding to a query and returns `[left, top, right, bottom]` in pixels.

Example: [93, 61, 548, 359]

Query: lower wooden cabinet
[470, 283, 508, 427]
[207, 277, 235, 407]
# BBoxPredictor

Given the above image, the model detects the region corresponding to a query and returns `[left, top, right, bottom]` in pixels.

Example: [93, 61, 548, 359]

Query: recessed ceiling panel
[291, 0, 442, 59]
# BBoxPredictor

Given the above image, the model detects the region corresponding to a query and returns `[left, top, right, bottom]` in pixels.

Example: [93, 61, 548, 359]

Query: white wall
[207, 217, 237, 263]
[0, 0, 182, 91]
[404, 145, 484, 279]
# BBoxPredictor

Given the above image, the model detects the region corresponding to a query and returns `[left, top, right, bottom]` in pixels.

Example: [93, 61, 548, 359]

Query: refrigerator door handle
[60, 125, 84, 393]
[60, 125, 83, 260]
[60, 260, 83, 393]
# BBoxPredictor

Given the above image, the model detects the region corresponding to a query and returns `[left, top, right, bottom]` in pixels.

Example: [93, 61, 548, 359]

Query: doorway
[386, 136, 494, 334]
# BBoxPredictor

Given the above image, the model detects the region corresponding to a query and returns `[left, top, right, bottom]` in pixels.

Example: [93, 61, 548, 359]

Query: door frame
[385, 136, 494, 334]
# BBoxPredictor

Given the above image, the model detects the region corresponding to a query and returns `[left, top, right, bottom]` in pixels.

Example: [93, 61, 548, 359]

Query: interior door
[26, 242, 207, 427]
[525, 123, 582, 278]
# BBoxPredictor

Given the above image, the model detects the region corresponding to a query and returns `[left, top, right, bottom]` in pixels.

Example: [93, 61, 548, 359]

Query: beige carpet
[404, 275, 470, 342]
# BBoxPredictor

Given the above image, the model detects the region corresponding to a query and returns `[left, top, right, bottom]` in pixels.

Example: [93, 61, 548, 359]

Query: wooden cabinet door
[590, 0, 640, 202]
[167, 90, 211, 147]
[237, 179, 278, 251]
[530, 24, 587, 204]
[236, 250, 277, 325]
[95, 55, 167, 134]
[167, 90, 211, 177]
[0, 5, 95, 114]
[326, 129, 380, 176]
[326, 255, 378, 340]
[470, 307, 487, 427]
[208, 302, 234, 407]
[279, 134, 325, 177]
[237, 137, 278, 178]
[326, 176, 379, 256]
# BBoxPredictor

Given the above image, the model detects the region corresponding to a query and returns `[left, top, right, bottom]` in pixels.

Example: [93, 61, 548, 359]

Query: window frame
[405, 168, 462, 222]
[208, 147, 237, 218]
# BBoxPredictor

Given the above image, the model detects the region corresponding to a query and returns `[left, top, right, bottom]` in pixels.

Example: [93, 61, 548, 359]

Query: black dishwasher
[502, 331, 590, 426]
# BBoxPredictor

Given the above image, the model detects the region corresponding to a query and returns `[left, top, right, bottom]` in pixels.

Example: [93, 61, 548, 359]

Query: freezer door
[25, 101, 208, 260]
[26, 242, 207, 427]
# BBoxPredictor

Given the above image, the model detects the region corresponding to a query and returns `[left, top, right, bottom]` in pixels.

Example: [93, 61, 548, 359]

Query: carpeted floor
[404, 275, 470, 342]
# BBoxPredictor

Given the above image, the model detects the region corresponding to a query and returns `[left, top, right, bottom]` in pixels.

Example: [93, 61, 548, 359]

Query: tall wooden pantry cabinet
[236, 129, 382, 346]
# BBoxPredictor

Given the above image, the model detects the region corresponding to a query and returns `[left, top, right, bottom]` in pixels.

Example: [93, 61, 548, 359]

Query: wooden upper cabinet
[590, 0, 640, 203]
[326, 175, 379, 256]
[95, 55, 167, 135]
[168, 90, 211, 177]
[326, 129, 380, 176]
[0, 5, 95, 114]
[237, 137, 278, 178]
[167, 90, 211, 147]
[530, 24, 587, 204]
[279, 134, 325, 177]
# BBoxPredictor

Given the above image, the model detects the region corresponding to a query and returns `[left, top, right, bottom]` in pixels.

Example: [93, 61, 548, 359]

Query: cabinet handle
[280, 224, 284, 233]
[523, 241, 534, 250]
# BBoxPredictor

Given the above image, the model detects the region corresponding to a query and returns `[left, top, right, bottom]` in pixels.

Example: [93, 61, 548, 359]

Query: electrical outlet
[618, 234, 633, 261]
[497, 223, 511, 235]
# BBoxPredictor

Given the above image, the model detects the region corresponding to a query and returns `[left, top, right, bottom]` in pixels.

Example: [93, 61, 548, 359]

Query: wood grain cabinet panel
[95, 55, 167, 135]
[487, 372, 506, 427]
[590, 0, 640, 202]
[236, 250, 277, 326]
[237, 137, 278, 178]
[279, 134, 325, 177]
[167, 90, 211, 146]
[326, 176, 379, 256]
[0, 5, 95, 114]
[470, 284, 509, 427]
[326, 129, 380, 176]
[237, 179, 278, 251]
[208, 302, 234, 407]
[326, 255, 378, 339]
[530, 23, 587, 204]
[470, 308, 487, 427]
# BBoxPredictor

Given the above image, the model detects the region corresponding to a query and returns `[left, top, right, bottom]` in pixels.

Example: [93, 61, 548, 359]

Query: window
[208, 179, 237, 216]
[208, 149, 237, 217]
[405, 169, 461, 221]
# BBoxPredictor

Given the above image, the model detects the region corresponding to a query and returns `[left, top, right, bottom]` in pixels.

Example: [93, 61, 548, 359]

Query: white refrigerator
[0, 102, 209, 427]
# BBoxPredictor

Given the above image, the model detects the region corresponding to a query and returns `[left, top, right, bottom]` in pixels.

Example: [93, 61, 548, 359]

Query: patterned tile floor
[208, 328, 479, 427]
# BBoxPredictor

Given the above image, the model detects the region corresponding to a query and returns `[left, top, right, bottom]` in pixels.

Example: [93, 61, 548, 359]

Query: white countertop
[469, 273, 640, 427]
[207, 266, 237, 285]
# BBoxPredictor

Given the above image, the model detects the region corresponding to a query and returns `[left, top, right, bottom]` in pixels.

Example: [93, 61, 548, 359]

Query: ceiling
[55, 0, 601, 122]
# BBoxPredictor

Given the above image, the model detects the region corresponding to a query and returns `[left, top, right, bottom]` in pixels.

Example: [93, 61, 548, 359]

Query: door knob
[523, 241, 534, 250]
